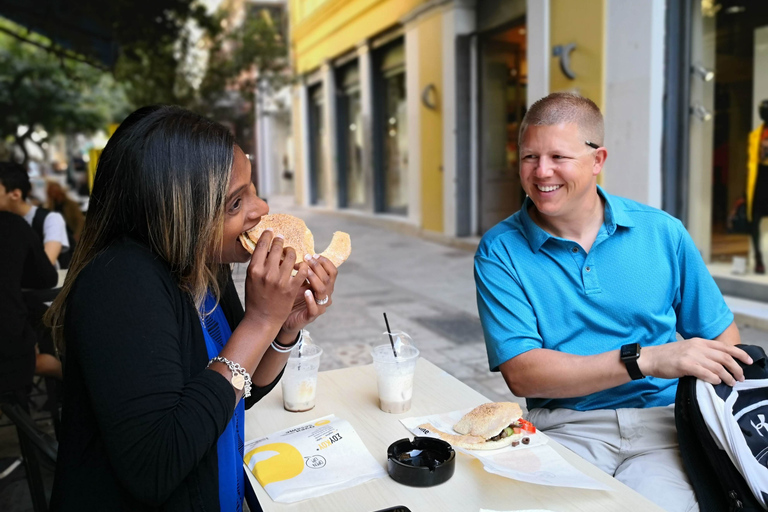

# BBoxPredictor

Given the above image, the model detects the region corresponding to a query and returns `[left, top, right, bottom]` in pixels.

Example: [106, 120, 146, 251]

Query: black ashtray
[387, 437, 455, 487]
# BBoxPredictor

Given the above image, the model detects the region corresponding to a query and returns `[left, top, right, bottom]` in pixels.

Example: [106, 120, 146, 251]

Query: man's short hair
[0, 161, 31, 200]
[519, 92, 604, 148]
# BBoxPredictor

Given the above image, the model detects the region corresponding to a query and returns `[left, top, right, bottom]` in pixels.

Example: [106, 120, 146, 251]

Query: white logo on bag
[751, 414, 768, 436]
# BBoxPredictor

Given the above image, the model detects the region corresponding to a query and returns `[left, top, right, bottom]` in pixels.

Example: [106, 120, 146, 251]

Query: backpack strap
[31, 207, 50, 243]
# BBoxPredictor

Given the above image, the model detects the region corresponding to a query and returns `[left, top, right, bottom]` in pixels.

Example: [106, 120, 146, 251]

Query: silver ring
[315, 295, 329, 306]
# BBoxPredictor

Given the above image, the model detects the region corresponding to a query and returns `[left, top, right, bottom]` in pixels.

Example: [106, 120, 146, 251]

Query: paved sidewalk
[231, 196, 514, 406]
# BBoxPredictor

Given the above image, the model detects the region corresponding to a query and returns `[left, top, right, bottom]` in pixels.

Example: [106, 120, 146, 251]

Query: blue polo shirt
[474, 186, 733, 411]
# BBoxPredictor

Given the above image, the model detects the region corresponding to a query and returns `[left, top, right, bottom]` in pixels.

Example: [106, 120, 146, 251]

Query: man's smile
[536, 184, 562, 192]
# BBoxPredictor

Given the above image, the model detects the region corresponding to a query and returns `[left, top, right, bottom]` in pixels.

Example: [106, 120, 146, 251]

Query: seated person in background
[0, 211, 58, 406]
[474, 92, 752, 512]
[0, 162, 69, 266]
[45, 180, 84, 242]
[46, 105, 338, 511]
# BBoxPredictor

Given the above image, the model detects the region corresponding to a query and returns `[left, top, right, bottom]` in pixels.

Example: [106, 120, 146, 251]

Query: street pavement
[3, 194, 768, 510]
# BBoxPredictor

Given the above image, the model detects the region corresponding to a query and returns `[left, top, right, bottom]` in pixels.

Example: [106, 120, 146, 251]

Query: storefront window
[705, 3, 768, 270]
[374, 41, 407, 215]
[383, 70, 408, 213]
[308, 84, 326, 205]
[477, 22, 527, 234]
[337, 63, 365, 208]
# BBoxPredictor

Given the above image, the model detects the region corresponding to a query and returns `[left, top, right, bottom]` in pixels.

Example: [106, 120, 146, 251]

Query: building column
[687, 0, 715, 261]
[357, 41, 376, 213]
[405, 22, 422, 227]
[295, 81, 311, 206]
[255, 83, 274, 197]
[526, 0, 549, 107]
[321, 61, 339, 208]
[603, 0, 665, 209]
[442, 0, 476, 237]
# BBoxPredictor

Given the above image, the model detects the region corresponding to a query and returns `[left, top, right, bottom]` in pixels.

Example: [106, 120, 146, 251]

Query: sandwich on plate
[420, 402, 536, 450]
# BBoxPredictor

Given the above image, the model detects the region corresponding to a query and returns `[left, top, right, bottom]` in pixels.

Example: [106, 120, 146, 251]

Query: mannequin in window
[747, 99, 768, 274]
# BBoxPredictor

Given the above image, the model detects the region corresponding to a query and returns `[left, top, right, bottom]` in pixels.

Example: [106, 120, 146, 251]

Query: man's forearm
[500, 348, 632, 399]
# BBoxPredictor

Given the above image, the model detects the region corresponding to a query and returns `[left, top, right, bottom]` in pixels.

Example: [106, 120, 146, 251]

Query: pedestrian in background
[45, 179, 84, 242]
[46, 105, 338, 511]
[0, 162, 70, 266]
[0, 211, 58, 406]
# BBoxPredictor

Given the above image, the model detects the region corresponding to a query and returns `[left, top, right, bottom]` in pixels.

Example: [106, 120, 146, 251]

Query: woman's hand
[243, 230, 309, 329]
[277, 255, 338, 338]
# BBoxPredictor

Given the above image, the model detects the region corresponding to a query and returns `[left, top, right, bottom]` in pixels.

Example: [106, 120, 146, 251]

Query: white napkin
[244, 414, 386, 503]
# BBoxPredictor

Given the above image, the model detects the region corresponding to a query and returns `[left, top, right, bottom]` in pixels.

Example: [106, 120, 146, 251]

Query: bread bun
[453, 402, 523, 439]
[239, 214, 351, 267]
[418, 423, 522, 451]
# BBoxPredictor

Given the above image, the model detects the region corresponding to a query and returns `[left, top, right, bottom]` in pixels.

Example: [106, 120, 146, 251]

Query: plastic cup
[371, 338, 419, 414]
[281, 343, 323, 412]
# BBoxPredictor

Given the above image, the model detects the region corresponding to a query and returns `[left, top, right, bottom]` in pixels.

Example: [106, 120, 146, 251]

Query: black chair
[0, 400, 58, 512]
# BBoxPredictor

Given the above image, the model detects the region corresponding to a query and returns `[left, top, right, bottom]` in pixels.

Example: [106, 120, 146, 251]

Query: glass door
[478, 23, 527, 234]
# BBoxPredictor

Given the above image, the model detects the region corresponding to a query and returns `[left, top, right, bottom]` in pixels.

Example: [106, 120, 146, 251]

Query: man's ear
[7, 188, 23, 202]
[592, 147, 608, 176]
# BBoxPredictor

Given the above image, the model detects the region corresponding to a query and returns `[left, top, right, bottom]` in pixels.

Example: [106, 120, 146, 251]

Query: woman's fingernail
[305, 290, 312, 297]
[304, 254, 312, 262]
[275, 234, 284, 239]
[313, 253, 319, 259]
[265, 227, 273, 232]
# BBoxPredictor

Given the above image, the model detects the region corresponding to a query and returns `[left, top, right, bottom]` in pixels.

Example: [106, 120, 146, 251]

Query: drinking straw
[383, 312, 398, 357]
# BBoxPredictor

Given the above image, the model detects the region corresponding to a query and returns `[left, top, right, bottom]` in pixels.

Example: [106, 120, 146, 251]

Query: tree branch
[0, 26, 109, 71]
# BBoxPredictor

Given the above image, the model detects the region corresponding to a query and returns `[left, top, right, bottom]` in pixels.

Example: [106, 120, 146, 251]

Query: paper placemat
[244, 414, 387, 503]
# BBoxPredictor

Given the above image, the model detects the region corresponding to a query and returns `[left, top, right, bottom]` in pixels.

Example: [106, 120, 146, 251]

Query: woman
[46, 105, 337, 510]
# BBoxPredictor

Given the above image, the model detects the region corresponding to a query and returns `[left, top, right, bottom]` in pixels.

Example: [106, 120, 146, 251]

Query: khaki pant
[527, 406, 698, 512]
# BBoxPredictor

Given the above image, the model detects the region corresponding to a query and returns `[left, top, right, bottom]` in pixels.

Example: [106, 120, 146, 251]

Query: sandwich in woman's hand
[419, 402, 534, 450]
[239, 214, 351, 267]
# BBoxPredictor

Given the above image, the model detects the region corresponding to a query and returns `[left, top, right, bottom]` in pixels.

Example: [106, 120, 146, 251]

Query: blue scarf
[201, 293, 244, 511]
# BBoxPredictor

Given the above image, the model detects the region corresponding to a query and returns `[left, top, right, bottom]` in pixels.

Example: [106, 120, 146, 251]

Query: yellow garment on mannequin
[747, 124, 764, 222]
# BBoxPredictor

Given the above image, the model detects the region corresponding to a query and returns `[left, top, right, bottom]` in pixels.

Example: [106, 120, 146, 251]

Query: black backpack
[31, 207, 76, 269]
[675, 344, 768, 511]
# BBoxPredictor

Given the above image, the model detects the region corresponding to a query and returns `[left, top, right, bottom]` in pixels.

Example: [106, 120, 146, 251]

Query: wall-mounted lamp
[691, 64, 714, 82]
[690, 103, 713, 122]
[552, 43, 577, 80]
[421, 84, 438, 110]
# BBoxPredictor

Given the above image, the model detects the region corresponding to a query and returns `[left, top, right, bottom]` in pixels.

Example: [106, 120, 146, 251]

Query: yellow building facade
[288, 0, 664, 239]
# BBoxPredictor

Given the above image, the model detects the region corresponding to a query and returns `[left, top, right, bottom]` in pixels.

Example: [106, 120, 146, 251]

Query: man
[0, 162, 69, 266]
[474, 92, 751, 512]
[0, 211, 58, 402]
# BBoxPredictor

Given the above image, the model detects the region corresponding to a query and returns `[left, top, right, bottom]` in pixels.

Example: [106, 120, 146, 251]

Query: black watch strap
[620, 343, 645, 380]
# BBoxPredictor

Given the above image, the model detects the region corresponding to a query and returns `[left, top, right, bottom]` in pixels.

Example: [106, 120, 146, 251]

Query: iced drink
[371, 343, 419, 414]
[282, 343, 322, 412]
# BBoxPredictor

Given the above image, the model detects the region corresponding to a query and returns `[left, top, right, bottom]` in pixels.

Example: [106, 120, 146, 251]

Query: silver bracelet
[270, 340, 295, 353]
[271, 330, 303, 353]
[207, 356, 252, 398]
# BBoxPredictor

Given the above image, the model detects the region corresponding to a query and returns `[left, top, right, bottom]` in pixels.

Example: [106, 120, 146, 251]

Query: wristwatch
[620, 343, 645, 380]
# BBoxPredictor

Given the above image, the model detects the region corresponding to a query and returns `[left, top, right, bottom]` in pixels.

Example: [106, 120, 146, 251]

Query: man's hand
[638, 337, 753, 387]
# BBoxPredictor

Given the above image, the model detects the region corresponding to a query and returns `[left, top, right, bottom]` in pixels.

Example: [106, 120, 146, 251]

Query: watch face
[621, 344, 639, 359]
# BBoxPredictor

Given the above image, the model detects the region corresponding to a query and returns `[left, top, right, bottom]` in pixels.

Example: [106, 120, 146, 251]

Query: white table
[244, 358, 666, 512]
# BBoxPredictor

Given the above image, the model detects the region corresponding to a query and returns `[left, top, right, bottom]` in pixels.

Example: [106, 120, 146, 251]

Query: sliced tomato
[517, 419, 536, 433]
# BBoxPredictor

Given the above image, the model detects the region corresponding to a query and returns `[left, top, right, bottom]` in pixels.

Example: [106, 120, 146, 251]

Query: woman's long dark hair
[46, 105, 235, 353]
